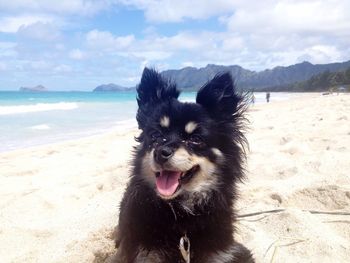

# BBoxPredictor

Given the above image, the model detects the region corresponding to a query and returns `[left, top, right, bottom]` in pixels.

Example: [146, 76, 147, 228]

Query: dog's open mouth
[155, 165, 199, 197]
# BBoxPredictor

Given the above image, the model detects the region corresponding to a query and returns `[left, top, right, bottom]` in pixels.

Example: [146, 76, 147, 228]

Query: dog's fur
[113, 68, 254, 263]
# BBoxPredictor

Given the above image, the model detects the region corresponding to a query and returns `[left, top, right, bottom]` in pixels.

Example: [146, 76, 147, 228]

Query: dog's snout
[161, 147, 173, 158]
[154, 146, 174, 164]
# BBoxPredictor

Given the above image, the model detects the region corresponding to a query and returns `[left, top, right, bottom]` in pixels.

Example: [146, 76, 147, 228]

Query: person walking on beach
[266, 92, 270, 103]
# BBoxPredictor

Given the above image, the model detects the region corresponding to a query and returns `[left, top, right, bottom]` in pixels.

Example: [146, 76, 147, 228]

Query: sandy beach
[1, 93, 349, 263]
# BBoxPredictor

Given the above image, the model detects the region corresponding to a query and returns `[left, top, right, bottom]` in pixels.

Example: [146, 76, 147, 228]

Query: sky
[0, 0, 349, 91]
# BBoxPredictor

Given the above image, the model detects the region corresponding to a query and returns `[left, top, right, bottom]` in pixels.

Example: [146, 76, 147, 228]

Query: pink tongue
[156, 170, 181, 197]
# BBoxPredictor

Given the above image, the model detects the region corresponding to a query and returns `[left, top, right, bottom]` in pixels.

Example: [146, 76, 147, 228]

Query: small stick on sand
[237, 209, 286, 218]
[306, 210, 350, 216]
[265, 237, 308, 263]
[237, 209, 350, 219]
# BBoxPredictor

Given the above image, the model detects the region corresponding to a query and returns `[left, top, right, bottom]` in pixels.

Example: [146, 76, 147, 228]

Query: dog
[113, 68, 254, 263]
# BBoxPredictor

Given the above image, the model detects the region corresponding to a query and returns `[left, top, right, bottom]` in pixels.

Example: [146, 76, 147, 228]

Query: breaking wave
[0, 102, 79, 115]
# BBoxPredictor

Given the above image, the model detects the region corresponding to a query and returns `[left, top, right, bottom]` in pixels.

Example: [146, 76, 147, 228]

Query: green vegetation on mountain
[264, 67, 350, 92]
[92, 60, 350, 92]
[161, 60, 350, 91]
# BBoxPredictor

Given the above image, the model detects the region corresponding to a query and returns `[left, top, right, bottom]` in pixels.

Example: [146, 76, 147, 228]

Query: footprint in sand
[308, 161, 321, 171]
[43, 201, 55, 209]
[32, 229, 53, 238]
[270, 193, 283, 204]
[346, 192, 350, 199]
[21, 188, 39, 196]
[280, 136, 292, 145]
[337, 147, 347, 152]
[278, 167, 298, 179]
[337, 116, 348, 121]
[15, 169, 39, 177]
[45, 149, 58, 155]
[286, 185, 350, 210]
[282, 147, 299, 155]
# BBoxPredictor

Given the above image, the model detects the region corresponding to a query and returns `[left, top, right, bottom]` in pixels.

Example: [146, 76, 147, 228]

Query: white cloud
[79, 22, 349, 72]
[86, 30, 135, 51]
[54, 64, 72, 73]
[120, 0, 239, 22]
[17, 60, 73, 74]
[219, 0, 350, 69]
[28, 60, 51, 70]
[0, 0, 109, 16]
[69, 49, 85, 60]
[88, 0, 345, 71]
[226, 0, 350, 35]
[298, 45, 343, 64]
[182, 61, 194, 67]
[0, 62, 7, 71]
[0, 14, 54, 33]
[0, 42, 17, 49]
[222, 36, 244, 50]
[0, 42, 17, 58]
[125, 51, 172, 61]
[1, 0, 350, 90]
[17, 22, 61, 41]
[153, 32, 204, 50]
[87, 29, 219, 55]
[55, 44, 65, 51]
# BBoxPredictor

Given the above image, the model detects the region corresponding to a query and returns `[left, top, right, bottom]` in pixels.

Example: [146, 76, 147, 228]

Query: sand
[0, 93, 349, 262]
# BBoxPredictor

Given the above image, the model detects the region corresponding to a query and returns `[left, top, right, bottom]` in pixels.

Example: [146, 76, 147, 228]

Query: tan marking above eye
[160, 116, 170, 128]
[185, 121, 198, 134]
[211, 148, 223, 157]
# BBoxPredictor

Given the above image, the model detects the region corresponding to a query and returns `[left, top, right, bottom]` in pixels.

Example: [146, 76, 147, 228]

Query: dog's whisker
[168, 202, 178, 221]
[181, 204, 196, 216]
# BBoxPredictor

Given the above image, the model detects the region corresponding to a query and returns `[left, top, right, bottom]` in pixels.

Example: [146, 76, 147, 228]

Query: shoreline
[0, 92, 314, 155]
[0, 120, 138, 154]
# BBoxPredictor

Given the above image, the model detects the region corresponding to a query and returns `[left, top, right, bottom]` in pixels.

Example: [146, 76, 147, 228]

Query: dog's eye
[150, 131, 162, 141]
[150, 131, 167, 145]
[188, 135, 204, 146]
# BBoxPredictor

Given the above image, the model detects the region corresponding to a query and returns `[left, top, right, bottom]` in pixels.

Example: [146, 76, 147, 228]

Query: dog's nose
[161, 147, 173, 158]
[154, 146, 174, 164]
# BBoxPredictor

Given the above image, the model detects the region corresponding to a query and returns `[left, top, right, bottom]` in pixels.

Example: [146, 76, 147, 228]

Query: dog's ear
[136, 68, 180, 128]
[137, 67, 179, 108]
[196, 72, 241, 118]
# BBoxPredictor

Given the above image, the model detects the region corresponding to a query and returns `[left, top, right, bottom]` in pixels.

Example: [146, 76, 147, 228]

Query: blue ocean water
[0, 91, 196, 152]
[0, 91, 291, 152]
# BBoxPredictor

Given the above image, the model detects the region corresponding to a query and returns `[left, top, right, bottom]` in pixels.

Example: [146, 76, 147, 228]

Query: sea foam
[0, 102, 78, 115]
[30, 124, 51, 130]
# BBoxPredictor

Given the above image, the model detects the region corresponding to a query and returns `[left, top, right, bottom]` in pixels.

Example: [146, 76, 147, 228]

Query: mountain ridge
[92, 60, 350, 92]
[161, 60, 350, 91]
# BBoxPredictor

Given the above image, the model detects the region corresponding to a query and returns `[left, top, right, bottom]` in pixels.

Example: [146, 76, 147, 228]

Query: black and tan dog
[114, 68, 254, 263]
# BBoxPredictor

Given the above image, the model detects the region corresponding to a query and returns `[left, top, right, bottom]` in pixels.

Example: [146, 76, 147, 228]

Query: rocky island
[20, 85, 48, 92]
[93, 83, 133, 92]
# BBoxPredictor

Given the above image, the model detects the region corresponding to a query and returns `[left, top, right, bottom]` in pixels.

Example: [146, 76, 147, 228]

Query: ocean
[0, 91, 293, 152]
